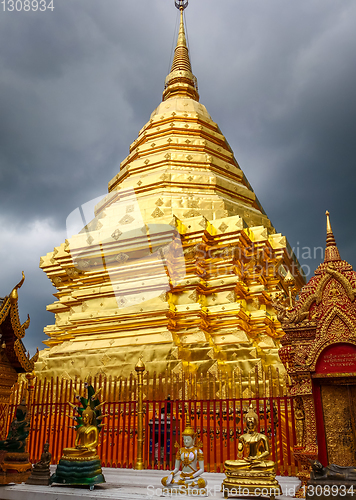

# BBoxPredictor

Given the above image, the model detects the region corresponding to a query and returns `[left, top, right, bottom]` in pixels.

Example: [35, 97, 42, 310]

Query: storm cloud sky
[0, 0, 355, 355]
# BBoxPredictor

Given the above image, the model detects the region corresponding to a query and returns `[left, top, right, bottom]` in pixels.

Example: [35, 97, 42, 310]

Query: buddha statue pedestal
[222, 406, 281, 499]
[51, 459, 103, 488]
[0, 451, 32, 485]
[51, 449, 104, 489]
[222, 462, 281, 499]
[0, 400, 32, 484]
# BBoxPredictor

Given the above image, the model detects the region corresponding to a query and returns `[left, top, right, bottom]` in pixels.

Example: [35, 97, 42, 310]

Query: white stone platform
[0, 467, 300, 500]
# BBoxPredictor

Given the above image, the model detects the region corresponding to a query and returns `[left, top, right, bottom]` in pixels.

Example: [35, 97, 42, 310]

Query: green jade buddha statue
[0, 401, 29, 454]
[50, 384, 106, 490]
[0, 399, 32, 484]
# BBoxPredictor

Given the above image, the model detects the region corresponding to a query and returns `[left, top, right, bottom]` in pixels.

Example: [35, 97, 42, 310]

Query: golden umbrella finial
[171, 0, 190, 72]
[163, 0, 199, 102]
[175, 0, 188, 11]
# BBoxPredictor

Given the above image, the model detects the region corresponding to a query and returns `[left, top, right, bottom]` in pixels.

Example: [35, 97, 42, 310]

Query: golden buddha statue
[50, 384, 106, 490]
[222, 405, 281, 499]
[62, 406, 99, 460]
[161, 415, 207, 495]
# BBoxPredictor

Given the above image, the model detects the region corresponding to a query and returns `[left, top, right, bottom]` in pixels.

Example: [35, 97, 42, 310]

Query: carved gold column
[0, 347, 18, 440]
[135, 358, 145, 470]
[292, 380, 318, 498]
[25, 372, 36, 452]
[25, 372, 36, 421]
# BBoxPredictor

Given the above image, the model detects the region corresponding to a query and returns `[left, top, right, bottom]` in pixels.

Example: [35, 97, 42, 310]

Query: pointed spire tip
[162, 0, 199, 102]
[324, 210, 341, 262]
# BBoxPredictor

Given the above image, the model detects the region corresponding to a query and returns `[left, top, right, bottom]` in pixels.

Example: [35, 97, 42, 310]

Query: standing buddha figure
[161, 415, 207, 494]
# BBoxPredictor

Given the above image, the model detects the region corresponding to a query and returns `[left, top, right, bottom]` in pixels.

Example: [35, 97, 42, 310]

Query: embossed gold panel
[321, 385, 356, 466]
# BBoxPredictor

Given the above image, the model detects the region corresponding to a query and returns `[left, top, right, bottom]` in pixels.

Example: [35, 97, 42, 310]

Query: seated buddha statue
[26, 442, 52, 485]
[225, 405, 275, 472]
[222, 405, 281, 499]
[62, 406, 99, 460]
[34, 442, 51, 469]
[50, 385, 105, 489]
[0, 400, 29, 454]
[161, 416, 207, 493]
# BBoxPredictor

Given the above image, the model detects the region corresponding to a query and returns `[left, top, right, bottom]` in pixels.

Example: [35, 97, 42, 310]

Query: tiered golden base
[222, 468, 282, 499]
[0, 452, 32, 484]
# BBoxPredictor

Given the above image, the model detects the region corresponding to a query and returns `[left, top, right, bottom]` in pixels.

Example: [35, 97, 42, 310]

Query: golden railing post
[0, 346, 19, 439]
[25, 371, 36, 423]
[25, 371, 36, 456]
[135, 358, 145, 470]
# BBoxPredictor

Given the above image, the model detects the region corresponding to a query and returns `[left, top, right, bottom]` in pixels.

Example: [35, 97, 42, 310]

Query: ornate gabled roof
[278, 212, 356, 372]
[289, 213, 355, 325]
[0, 273, 39, 373]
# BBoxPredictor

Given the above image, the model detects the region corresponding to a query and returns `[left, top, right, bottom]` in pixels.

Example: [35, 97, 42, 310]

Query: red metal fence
[6, 374, 297, 476]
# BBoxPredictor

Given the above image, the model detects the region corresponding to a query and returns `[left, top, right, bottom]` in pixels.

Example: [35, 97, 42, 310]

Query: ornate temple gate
[318, 383, 356, 465]
[312, 343, 356, 467]
[6, 369, 298, 475]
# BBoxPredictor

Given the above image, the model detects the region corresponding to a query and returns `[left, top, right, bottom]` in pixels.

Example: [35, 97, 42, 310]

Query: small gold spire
[324, 210, 341, 262]
[182, 410, 195, 436]
[325, 211, 336, 247]
[170, 7, 191, 74]
[135, 356, 145, 372]
[163, 1, 199, 102]
[284, 270, 296, 308]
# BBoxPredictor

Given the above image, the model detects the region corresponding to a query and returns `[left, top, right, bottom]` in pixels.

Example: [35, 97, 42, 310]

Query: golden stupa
[37, 3, 303, 380]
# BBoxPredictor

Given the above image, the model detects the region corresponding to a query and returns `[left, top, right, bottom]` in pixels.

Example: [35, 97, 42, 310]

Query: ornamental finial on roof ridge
[324, 210, 341, 263]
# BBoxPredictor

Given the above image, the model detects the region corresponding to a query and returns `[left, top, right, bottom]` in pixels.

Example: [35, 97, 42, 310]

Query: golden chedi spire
[37, 0, 304, 381]
[163, 0, 199, 102]
[324, 210, 341, 262]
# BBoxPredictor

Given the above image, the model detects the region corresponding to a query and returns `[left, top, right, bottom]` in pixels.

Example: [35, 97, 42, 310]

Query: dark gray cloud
[0, 0, 355, 355]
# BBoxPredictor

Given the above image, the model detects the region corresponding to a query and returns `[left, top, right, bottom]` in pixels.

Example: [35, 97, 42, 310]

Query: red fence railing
[6, 392, 297, 475]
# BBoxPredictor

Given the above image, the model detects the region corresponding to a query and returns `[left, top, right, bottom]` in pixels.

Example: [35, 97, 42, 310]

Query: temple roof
[0, 273, 38, 373]
[276, 212, 356, 333]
